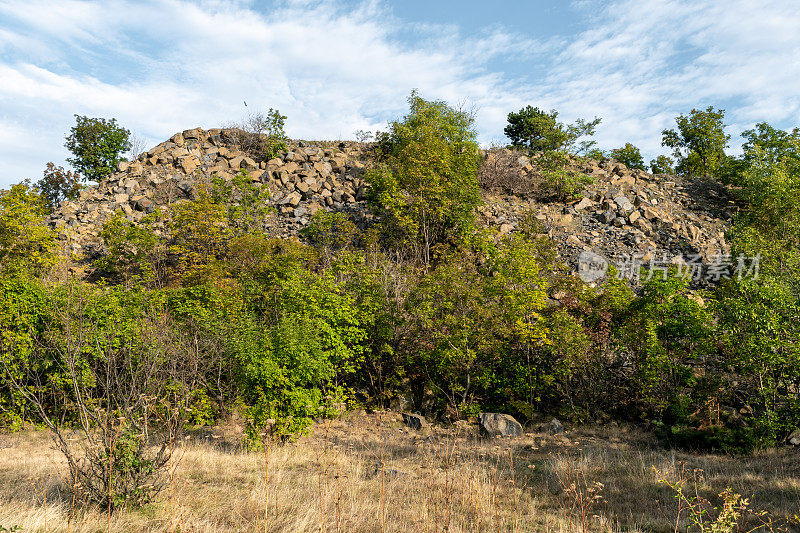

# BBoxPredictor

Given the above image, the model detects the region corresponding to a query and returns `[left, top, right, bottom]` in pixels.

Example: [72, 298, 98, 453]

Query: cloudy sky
[1, 0, 799, 187]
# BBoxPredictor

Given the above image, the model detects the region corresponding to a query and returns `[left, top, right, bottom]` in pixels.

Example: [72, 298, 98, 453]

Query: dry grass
[1, 412, 798, 532]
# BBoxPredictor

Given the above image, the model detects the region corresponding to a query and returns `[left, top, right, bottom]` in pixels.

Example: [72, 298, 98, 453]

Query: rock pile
[50, 128, 732, 286]
[477, 150, 734, 283]
[51, 127, 371, 256]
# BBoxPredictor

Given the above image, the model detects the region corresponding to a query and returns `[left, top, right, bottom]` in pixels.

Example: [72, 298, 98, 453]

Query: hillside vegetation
[1, 93, 800, 531]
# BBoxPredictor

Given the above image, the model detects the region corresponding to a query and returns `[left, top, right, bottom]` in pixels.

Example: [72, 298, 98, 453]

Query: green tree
[741, 122, 800, 170]
[610, 143, 646, 170]
[37, 162, 81, 212]
[504, 106, 601, 154]
[261, 108, 288, 160]
[661, 106, 729, 177]
[65, 115, 131, 182]
[0, 183, 56, 272]
[95, 213, 165, 286]
[649, 155, 675, 175]
[366, 91, 481, 264]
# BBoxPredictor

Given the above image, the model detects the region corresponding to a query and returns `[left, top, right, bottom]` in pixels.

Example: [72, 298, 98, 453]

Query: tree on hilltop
[65, 115, 131, 182]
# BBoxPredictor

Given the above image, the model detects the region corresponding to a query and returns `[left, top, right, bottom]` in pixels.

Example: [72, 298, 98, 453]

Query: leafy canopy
[0, 183, 56, 272]
[504, 105, 601, 154]
[610, 143, 646, 170]
[367, 91, 481, 264]
[65, 115, 131, 182]
[38, 162, 81, 212]
[649, 155, 675, 175]
[662, 106, 729, 177]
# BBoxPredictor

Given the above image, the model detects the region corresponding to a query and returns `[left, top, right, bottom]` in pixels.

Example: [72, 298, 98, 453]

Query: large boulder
[479, 412, 523, 438]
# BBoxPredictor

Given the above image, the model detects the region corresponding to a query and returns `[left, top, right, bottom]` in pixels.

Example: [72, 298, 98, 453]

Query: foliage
[537, 150, 593, 201]
[504, 105, 601, 154]
[0, 182, 56, 273]
[650, 155, 676, 174]
[610, 143, 646, 170]
[300, 210, 357, 266]
[95, 212, 164, 286]
[65, 115, 131, 182]
[366, 91, 481, 264]
[250, 108, 288, 160]
[741, 122, 800, 169]
[662, 106, 729, 177]
[38, 162, 81, 212]
[168, 189, 231, 282]
[1, 284, 211, 510]
[211, 170, 272, 235]
[7, 97, 800, 457]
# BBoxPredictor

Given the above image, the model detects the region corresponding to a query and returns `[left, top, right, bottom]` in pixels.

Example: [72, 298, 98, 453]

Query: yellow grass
[0, 412, 798, 532]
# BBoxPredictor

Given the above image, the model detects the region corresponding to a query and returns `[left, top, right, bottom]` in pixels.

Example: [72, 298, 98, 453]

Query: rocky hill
[50, 127, 735, 284]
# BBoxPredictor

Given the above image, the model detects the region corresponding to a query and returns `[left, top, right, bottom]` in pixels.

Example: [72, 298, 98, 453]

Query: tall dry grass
[0, 413, 798, 532]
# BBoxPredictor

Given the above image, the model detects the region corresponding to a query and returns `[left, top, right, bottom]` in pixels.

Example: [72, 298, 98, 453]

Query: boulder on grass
[402, 413, 426, 431]
[479, 412, 523, 438]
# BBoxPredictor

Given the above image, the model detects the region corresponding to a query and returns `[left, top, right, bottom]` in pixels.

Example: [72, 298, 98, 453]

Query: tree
[0, 182, 56, 272]
[650, 155, 675, 175]
[610, 143, 646, 170]
[661, 106, 729, 177]
[37, 162, 81, 212]
[366, 91, 481, 265]
[504, 105, 600, 154]
[65, 115, 131, 182]
[741, 122, 800, 169]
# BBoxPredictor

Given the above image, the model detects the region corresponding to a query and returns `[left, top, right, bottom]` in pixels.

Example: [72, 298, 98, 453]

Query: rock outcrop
[51, 127, 370, 257]
[49, 127, 733, 286]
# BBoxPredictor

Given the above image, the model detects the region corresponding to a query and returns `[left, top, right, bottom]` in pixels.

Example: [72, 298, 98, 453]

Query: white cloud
[1, 0, 800, 185]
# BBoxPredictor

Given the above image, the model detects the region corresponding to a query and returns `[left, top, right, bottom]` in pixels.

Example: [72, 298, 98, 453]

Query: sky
[1, 0, 800, 187]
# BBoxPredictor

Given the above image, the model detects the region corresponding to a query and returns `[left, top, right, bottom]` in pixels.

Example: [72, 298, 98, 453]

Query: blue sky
[1, 0, 800, 187]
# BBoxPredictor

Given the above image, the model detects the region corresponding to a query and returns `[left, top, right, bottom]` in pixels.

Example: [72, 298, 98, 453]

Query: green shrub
[366, 91, 481, 264]
[610, 143, 646, 170]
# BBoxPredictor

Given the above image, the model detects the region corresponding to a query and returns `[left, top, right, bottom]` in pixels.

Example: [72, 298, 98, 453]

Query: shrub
[65, 115, 131, 182]
[232, 108, 288, 160]
[610, 143, 646, 170]
[538, 151, 593, 201]
[2, 286, 208, 510]
[650, 155, 676, 174]
[0, 182, 56, 273]
[95, 212, 165, 286]
[38, 162, 81, 212]
[366, 91, 481, 264]
[211, 170, 272, 235]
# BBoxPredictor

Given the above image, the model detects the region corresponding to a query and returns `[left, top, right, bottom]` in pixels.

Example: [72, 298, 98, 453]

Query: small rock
[788, 429, 800, 446]
[547, 418, 565, 435]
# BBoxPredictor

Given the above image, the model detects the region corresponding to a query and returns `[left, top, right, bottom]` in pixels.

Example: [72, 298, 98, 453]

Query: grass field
[1, 411, 798, 532]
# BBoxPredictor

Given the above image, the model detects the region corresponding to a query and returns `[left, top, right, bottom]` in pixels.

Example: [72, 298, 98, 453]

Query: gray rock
[614, 196, 635, 213]
[599, 209, 617, 224]
[402, 413, 426, 431]
[547, 418, 564, 435]
[479, 412, 523, 438]
[788, 429, 800, 446]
